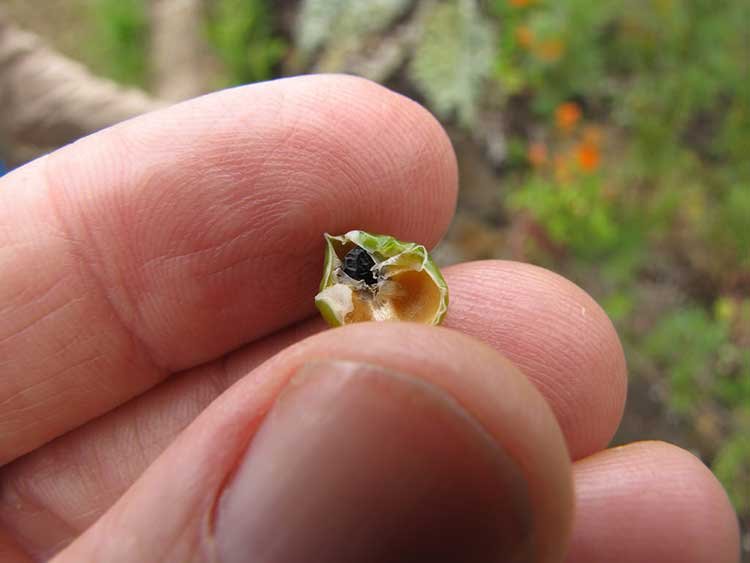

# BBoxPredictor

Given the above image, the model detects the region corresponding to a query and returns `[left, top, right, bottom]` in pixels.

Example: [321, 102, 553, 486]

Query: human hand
[0, 75, 739, 563]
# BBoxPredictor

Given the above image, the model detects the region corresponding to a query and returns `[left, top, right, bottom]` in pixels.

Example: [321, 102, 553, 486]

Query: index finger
[0, 74, 457, 463]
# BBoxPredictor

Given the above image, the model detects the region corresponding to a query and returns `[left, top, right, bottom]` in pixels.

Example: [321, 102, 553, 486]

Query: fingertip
[266, 323, 575, 562]
[443, 260, 627, 459]
[277, 74, 459, 247]
[570, 441, 740, 563]
[216, 359, 534, 563]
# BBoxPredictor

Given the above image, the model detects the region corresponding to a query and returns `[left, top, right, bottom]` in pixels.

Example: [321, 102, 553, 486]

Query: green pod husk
[315, 230, 448, 326]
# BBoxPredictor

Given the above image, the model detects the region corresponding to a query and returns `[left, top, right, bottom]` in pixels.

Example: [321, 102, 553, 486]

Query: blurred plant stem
[151, 0, 209, 100]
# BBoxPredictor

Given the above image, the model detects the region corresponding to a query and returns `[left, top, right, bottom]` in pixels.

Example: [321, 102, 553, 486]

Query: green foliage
[495, 0, 749, 285]
[714, 433, 750, 515]
[493, 0, 750, 273]
[510, 172, 626, 259]
[643, 303, 750, 514]
[90, 0, 149, 87]
[206, 0, 286, 85]
[713, 182, 750, 270]
[644, 308, 737, 413]
[492, 0, 615, 113]
[490, 0, 750, 517]
[409, 0, 496, 126]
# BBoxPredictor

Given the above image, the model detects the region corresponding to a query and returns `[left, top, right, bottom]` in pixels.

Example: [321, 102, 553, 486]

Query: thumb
[52, 326, 573, 563]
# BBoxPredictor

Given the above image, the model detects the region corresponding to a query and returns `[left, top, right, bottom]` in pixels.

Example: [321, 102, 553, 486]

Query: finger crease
[42, 159, 169, 380]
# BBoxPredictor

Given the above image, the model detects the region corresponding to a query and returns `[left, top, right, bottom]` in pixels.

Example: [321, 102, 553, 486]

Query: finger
[1, 260, 624, 556]
[0, 528, 31, 563]
[567, 441, 740, 563]
[443, 260, 626, 459]
[51, 324, 572, 563]
[0, 74, 457, 463]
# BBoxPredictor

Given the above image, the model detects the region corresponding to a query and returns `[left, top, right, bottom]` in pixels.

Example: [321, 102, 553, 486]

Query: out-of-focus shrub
[489, 0, 749, 515]
[91, 0, 149, 87]
[206, 0, 285, 85]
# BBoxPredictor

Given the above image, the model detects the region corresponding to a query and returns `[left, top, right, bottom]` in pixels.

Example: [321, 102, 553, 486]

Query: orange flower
[555, 102, 582, 132]
[515, 25, 534, 48]
[535, 38, 565, 62]
[509, 0, 533, 7]
[527, 142, 548, 167]
[577, 142, 601, 172]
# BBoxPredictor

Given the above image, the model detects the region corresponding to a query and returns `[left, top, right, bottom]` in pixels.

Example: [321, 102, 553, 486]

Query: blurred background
[1, 0, 748, 555]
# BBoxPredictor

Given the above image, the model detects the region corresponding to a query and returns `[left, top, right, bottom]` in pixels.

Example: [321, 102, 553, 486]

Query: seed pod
[315, 230, 449, 326]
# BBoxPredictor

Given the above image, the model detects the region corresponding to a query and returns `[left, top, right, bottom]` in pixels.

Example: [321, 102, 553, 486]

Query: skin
[0, 75, 739, 562]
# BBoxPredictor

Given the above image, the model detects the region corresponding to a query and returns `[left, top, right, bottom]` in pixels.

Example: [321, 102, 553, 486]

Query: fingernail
[214, 360, 534, 563]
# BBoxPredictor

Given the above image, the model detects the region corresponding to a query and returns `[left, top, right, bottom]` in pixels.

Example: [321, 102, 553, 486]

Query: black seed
[342, 247, 377, 285]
